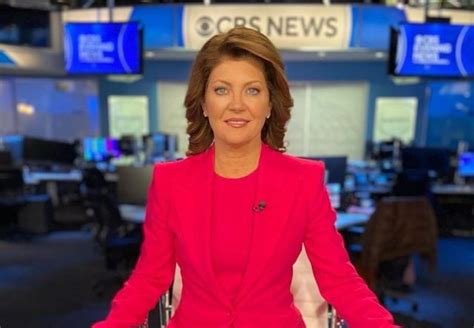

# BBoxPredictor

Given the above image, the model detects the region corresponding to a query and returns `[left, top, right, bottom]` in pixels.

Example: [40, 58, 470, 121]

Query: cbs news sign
[183, 5, 351, 50]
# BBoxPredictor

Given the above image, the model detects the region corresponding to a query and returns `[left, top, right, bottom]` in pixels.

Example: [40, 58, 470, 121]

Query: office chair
[0, 168, 26, 237]
[80, 168, 143, 295]
[81, 167, 109, 239]
[100, 194, 142, 271]
[355, 196, 437, 311]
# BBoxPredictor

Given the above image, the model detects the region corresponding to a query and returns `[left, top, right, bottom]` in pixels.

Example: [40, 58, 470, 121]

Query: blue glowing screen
[64, 22, 141, 74]
[394, 23, 474, 78]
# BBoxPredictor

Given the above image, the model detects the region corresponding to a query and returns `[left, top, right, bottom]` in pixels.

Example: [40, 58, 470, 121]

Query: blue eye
[247, 87, 260, 95]
[214, 87, 227, 95]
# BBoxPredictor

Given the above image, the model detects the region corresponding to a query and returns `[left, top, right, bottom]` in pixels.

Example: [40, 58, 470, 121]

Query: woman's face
[202, 57, 271, 150]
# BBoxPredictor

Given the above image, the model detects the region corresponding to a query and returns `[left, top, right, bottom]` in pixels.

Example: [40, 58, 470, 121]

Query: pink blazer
[93, 144, 398, 328]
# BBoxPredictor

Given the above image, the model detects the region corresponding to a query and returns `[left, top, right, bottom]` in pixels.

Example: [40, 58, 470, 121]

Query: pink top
[211, 169, 258, 302]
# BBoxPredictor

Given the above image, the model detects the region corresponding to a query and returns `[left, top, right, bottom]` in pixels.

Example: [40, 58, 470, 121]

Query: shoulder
[266, 147, 325, 178]
[151, 150, 208, 182]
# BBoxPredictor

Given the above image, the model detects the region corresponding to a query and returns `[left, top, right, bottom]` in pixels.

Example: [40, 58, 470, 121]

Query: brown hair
[184, 27, 293, 156]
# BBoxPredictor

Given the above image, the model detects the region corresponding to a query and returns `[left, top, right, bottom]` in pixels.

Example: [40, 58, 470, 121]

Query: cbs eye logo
[195, 16, 215, 37]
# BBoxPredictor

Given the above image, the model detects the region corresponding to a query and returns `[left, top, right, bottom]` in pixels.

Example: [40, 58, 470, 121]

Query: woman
[93, 27, 398, 328]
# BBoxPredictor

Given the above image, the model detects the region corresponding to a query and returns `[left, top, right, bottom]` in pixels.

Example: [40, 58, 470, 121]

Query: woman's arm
[303, 162, 399, 328]
[93, 164, 176, 328]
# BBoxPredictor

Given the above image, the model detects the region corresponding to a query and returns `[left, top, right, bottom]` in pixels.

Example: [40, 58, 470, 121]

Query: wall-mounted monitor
[388, 23, 474, 78]
[64, 22, 142, 74]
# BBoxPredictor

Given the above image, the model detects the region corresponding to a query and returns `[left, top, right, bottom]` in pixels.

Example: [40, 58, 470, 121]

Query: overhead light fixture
[50, 0, 71, 6]
[374, 52, 385, 59]
[107, 75, 144, 83]
[17, 102, 35, 115]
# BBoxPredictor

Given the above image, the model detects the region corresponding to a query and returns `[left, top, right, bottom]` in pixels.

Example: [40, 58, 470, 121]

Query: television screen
[389, 23, 474, 78]
[64, 22, 142, 74]
[458, 152, 474, 177]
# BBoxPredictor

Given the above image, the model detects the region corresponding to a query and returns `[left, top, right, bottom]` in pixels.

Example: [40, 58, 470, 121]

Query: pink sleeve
[303, 162, 399, 328]
[92, 164, 176, 328]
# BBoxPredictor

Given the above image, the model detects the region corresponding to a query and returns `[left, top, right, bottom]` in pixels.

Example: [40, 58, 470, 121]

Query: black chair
[80, 167, 109, 239]
[143, 282, 175, 328]
[0, 168, 25, 236]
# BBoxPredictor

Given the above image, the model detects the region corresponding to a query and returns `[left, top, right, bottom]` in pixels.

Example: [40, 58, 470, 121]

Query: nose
[228, 93, 245, 112]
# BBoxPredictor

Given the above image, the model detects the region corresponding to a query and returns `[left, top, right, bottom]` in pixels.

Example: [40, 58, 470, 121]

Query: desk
[431, 184, 474, 195]
[24, 170, 118, 207]
[23, 170, 83, 184]
[23, 170, 118, 185]
[22, 170, 83, 206]
[120, 204, 146, 224]
[336, 212, 370, 230]
[119, 204, 370, 230]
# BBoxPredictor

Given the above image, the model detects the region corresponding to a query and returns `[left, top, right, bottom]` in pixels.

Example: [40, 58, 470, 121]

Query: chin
[218, 137, 261, 149]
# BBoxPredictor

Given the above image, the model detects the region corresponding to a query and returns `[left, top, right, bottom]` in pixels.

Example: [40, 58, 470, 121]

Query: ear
[201, 102, 208, 117]
[266, 104, 272, 119]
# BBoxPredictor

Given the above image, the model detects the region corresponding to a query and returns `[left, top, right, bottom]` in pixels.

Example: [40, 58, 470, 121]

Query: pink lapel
[189, 145, 232, 308]
[234, 145, 301, 305]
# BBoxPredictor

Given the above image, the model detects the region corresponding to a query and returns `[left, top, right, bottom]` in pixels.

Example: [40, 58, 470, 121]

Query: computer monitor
[143, 133, 167, 159]
[155, 134, 178, 160]
[165, 134, 178, 153]
[301, 156, 347, 209]
[51, 140, 78, 166]
[0, 150, 12, 167]
[304, 156, 348, 187]
[119, 135, 137, 156]
[23, 137, 77, 166]
[458, 152, 474, 177]
[0, 135, 23, 165]
[393, 169, 430, 196]
[116, 165, 153, 205]
[83, 137, 121, 162]
[401, 147, 452, 179]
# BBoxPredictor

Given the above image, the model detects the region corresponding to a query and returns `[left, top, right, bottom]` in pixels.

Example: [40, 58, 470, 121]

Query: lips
[224, 118, 250, 128]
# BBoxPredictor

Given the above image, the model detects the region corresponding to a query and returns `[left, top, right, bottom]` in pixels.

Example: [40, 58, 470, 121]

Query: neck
[214, 140, 262, 178]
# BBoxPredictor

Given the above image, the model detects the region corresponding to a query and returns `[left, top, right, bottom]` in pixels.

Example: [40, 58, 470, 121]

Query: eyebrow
[209, 79, 264, 86]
